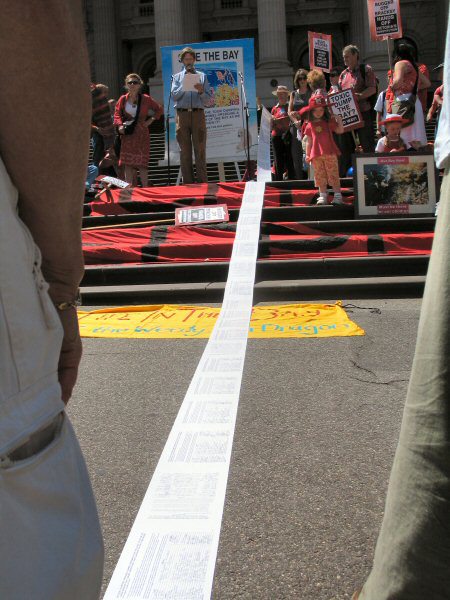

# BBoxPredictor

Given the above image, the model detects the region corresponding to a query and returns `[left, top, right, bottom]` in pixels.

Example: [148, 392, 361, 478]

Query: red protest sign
[367, 0, 403, 41]
[308, 31, 332, 73]
[328, 88, 364, 132]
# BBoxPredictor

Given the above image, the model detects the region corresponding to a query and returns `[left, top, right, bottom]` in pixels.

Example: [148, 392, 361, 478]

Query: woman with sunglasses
[114, 73, 163, 186]
[288, 68, 311, 179]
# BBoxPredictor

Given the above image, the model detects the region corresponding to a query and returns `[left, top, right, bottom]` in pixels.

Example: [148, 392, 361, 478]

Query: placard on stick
[175, 204, 229, 226]
[367, 0, 403, 41]
[328, 88, 364, 132]
[308, 31, 332, 73]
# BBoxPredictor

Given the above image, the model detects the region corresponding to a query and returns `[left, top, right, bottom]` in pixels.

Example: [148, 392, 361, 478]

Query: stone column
[183, 0, 201, 45]
[149, 0, 184, 101]
[256, 0, 293, 104]
[154, 0, 184, 77]
[92, 0, 120, 97]
[349, 0, 390, 74]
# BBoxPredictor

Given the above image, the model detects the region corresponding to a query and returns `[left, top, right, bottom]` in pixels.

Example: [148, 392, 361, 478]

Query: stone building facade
[84, 0, 448, 104]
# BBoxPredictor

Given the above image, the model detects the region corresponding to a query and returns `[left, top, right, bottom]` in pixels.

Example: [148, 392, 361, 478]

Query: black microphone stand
[238, 71, 251, 179]
[166, 76, 174, 186]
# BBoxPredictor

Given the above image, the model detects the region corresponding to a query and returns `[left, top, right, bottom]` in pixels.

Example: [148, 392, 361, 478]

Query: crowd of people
[89, 41, 444, 193]
[270, 42, 445, 187]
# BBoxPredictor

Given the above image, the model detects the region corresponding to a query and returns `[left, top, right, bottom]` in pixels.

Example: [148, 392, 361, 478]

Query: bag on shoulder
[390, 96, 416, 125]
[113, 93, 142, 157]
[389, 65, 418, 127]
[123, 93, 142, 135]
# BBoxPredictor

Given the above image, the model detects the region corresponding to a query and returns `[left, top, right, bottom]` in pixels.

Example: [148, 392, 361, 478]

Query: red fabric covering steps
[87, 182, 354, 216]
[82, 224, 433, 265]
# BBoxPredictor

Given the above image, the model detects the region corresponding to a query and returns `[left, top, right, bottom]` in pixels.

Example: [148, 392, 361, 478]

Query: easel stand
[238, 71, 252, 178]
[166, 79, 174, 186]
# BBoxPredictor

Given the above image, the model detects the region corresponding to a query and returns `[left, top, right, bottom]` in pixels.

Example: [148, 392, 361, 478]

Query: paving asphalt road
[67, 297, 422, 600]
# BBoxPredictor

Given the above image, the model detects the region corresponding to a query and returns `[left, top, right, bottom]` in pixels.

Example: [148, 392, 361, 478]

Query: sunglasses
[298, 76, 307, 80]
[127, 81, 140, 85]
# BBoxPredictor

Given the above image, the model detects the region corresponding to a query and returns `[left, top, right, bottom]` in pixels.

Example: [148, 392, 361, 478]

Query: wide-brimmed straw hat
[272, 85, 292, 97]
[299, 94, 328, 116]
[379, 114, 410, 127]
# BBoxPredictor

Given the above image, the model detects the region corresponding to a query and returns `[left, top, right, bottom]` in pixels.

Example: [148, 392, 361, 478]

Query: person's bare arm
[392, 61, 407, 92]
[333, 114, 344, 135]
[0, 2, 90, 403]
[418, 70, 431, 91]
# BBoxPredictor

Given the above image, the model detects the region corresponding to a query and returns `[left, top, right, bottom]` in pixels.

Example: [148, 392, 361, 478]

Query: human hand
[305, 155, 311, 163]
[194, 83, 204, 94]
[118, 125, 125, 134]
[57, 307, 82, 404]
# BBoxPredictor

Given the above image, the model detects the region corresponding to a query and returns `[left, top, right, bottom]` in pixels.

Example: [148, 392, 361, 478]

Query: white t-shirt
[374, 90, 387, 133]
[125, 101, 138, 118]
[374, 90, 386, 115]
[435, 21, 450, 168]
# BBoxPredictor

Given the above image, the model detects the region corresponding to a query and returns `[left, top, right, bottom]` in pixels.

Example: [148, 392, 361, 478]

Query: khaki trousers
[0, 156, 104, 599]
[360, 172, 450, 599]
[176, 109, 207, 184]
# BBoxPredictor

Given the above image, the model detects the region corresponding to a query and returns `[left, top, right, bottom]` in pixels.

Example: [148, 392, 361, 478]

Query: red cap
[379, 114, 410, 127]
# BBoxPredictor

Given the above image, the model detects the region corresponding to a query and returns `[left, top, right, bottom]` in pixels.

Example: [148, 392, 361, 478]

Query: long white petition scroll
[105, 170, 268, 598]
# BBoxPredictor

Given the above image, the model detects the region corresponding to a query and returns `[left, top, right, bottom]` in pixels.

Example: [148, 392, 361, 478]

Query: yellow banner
[78, 303, 364, 339]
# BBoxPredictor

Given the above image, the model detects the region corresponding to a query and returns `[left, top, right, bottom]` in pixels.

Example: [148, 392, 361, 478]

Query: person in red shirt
[417, 63, 431, 113]
[301, 95, 344, 205]
[337, 45, 378, 175]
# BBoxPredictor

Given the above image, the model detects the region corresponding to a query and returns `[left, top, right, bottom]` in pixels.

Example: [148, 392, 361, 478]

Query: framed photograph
[353, 152, 438, 218]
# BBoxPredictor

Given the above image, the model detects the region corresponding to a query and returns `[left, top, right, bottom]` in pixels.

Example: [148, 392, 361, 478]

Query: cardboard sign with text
[367, 0, 403, 41]
[308, 31, 332, 73]
[328, 88, 364, 132]
[97, 175, 130, 189]
[175, 204, 229, 226]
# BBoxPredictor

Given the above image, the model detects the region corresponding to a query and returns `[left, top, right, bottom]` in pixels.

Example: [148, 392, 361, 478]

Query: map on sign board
[328, 88, 364, 132]
[175, 204, 230, 226]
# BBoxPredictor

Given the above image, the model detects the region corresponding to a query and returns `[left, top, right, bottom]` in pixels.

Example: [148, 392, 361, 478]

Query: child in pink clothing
[301, 95, 344, 205]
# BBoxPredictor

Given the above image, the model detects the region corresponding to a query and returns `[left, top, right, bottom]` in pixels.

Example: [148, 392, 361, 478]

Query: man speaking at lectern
[171, 47, 212, 184]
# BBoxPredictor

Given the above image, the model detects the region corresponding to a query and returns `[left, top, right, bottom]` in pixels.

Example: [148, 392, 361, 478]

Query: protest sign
[97, 175, 130, 189]
[161, 39, 257, 163]
[328, 88, 364, 131]
[175, 205, 229, 226]
[308, 31, 332, 73]
[367, 0, 403, 41]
